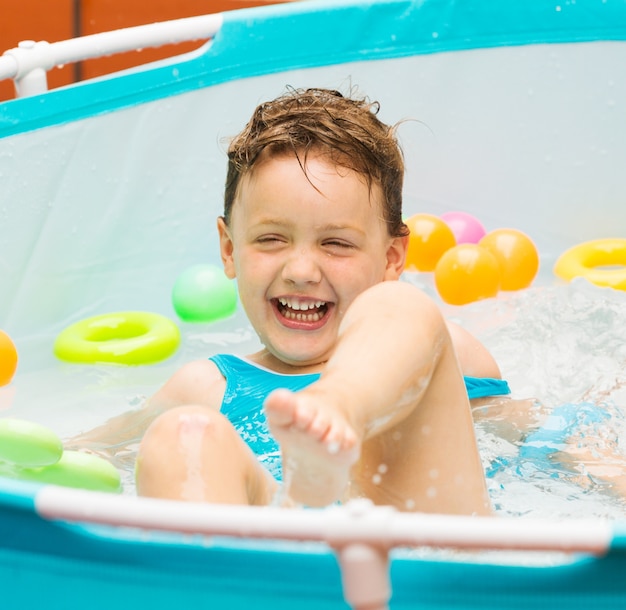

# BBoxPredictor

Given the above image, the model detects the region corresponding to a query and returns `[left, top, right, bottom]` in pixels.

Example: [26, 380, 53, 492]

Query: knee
[137, 406, 235, 489]
[356, 281, 444, 320]
[349, 281, 448, 338]
[136, 406, 237, 501]
[140, 405, 232, 451]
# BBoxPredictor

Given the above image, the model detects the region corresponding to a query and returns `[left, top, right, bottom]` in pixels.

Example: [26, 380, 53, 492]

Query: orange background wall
[0, 0, 293, 102]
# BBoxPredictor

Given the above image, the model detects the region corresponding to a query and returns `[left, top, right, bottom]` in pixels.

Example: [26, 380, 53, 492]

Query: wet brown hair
[223, 88, 409, 238]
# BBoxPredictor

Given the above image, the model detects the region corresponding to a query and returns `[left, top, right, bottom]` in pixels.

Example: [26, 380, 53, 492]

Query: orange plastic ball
[0, 330, 18, 387]
[405, 213, 456, 272]
[434, 244, 501, 306]
[479, 228, 539, 291]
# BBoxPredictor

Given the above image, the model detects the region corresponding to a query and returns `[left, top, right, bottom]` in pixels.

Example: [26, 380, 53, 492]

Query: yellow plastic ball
[405, 213, 456, 272]
[479, 229, 539, 291]
[434, 244, 501, 305]
[0, 330, 18, 387]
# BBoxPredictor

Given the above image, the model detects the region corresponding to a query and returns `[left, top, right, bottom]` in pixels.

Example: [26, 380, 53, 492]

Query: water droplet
[405, 499, 416, 510]
[429, 468, 439, 480]
[372, 473, 382, 485]
[555, 5, 562, 11]
[431, 32, 439, 39]
[326, 441, 339, 455]
[377, 463, 388, 474]
[426, 486, 437, 499]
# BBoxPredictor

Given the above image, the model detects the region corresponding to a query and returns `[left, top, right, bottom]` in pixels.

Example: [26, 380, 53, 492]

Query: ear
[383, 235, 408, 280]
[217, 217, 236, 279]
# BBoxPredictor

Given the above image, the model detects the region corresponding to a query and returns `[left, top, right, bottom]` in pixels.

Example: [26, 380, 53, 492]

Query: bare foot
[264, 388, 360, 507]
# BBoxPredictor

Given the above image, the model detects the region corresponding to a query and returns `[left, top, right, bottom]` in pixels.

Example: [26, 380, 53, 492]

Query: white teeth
[282, 310, 323, 322]
[278, 297, 326, 311]
[277, 297, 327, 323]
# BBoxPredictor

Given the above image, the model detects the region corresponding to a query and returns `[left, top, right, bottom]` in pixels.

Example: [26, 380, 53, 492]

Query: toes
[264, 389, 297, 426]
[293, 403, 316, 431]
[307, 413, 331, 439]
[322, 424, 359, 456]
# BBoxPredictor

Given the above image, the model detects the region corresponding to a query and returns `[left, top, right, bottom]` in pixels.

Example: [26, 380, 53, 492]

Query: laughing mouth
[276, 297, 329, 323]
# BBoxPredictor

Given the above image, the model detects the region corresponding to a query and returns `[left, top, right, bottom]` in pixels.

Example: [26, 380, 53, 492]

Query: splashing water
[452, 278, 626, 520]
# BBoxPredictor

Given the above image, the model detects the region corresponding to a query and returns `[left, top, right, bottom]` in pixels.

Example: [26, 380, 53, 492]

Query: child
[83, 88, 511, 515]
[132, 88, 511, 515]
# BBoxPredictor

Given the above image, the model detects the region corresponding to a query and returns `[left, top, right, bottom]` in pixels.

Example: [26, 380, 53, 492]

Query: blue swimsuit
[210, 354, 510, 480]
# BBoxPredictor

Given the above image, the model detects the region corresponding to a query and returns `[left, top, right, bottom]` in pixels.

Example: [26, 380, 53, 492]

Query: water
[440, 277, 626, 520]
[3, 275, 626, 519]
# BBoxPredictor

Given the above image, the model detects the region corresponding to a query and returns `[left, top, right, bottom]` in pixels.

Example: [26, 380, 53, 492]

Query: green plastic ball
[172, 264, 237, 323]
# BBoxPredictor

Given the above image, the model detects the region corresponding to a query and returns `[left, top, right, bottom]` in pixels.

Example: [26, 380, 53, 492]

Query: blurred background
[0, 0, 294, 101]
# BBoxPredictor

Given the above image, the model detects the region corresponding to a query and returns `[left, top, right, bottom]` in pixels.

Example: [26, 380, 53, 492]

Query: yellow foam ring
[554, 239, 626, 291]
[0, 418, 63, 467]
[54, 311, 181, 365]
[0, 450, 122, 493]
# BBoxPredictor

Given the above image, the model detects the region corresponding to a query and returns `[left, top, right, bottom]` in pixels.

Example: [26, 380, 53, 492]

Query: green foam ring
[0, 418, 64, 467]
[54, 311, 181, 365]
[0, 451, 122, 494]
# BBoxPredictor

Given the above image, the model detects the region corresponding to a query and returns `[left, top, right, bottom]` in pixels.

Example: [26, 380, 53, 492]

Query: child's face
[218, 152, 407, 370]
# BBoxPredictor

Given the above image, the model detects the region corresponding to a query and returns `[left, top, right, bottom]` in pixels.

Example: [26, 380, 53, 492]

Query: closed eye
[255, 235, 286, 245]
[323, 239, 356, 250]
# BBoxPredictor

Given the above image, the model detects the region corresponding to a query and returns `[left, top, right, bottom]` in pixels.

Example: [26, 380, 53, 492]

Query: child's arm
[68, 359, 226, 451]
[149, 359, 227, 411]
[445, 320, 502, 379]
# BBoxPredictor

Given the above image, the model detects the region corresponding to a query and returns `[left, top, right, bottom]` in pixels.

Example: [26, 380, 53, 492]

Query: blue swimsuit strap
[464, 376, 510, 400]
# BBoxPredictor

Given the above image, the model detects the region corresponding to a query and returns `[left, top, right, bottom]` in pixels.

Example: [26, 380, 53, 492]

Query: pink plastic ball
[441, 211, 487, 244]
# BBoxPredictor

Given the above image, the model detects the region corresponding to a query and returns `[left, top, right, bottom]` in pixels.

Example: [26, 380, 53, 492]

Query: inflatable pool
[2, 0, 626, 607]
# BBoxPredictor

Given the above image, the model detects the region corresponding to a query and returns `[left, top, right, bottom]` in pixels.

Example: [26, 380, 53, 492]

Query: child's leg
[265, 281, 491, 515]
[136, 405, 278, 504]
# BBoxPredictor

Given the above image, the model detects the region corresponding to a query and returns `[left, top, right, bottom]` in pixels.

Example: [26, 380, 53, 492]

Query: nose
[281, 248, 322, 285]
